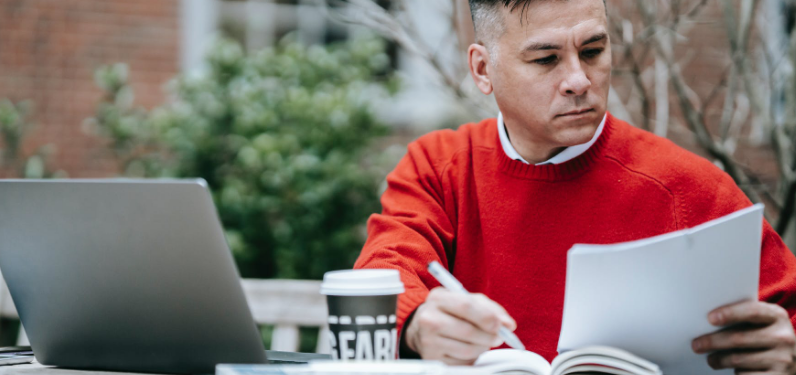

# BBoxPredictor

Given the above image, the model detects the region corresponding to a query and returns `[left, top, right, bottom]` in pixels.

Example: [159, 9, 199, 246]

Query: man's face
[488, 0, 611, 152]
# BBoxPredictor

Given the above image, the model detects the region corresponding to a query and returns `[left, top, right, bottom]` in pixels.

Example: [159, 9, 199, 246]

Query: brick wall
[0, 0, 180, 177]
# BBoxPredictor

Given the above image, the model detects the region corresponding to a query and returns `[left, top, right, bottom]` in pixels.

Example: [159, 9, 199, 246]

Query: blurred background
[0, 0, 795, 349]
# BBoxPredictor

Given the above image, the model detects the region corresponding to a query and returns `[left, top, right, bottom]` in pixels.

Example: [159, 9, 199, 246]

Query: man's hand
[692, 300, 796, 374]
[404, 287, 517, 365]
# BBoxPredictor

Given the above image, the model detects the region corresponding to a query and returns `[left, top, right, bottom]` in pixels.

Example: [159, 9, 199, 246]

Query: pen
[427, 261, 525, 350]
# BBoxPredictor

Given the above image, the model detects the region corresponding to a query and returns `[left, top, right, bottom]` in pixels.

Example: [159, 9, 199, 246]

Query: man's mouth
[557, 108, 594, 117]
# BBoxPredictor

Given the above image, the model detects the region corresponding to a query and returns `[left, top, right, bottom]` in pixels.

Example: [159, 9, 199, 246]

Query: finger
[433, 309, 503, 347]
[434, 291, 506, 333]
[693, 325, 783, 353]
[471, 293, 517, 330]
[441, 355, 477, 366]
[427, 288, 517, 332]
[430, 335, 490, 363]
[706, 349, 792, 371]
[708, 300, 783, 327]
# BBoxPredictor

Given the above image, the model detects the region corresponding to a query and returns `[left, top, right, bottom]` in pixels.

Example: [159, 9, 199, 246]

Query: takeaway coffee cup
[320, 269, 404, 361]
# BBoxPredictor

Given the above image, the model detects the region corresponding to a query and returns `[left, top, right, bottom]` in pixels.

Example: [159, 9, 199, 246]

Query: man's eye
[582, 48, 604, 59]
[533, 55, 557, 65]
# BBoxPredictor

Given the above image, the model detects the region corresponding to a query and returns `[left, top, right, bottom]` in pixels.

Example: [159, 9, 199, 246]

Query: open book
[460, 346, 660, 375]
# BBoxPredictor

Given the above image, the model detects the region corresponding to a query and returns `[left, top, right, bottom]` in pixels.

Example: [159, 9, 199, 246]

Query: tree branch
[636, 0, 762, 204]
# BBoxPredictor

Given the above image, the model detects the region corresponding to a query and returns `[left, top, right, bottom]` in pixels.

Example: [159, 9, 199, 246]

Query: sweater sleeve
[758, 220, 796, 327]
[680, 168, 796, 327]
[353, 138, 456, 340]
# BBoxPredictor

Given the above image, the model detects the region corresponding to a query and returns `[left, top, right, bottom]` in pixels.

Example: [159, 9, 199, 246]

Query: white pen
[427, 261, 525, 350]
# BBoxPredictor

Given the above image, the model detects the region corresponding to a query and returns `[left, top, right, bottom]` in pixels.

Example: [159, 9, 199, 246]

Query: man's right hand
[403, 286, 518, 365]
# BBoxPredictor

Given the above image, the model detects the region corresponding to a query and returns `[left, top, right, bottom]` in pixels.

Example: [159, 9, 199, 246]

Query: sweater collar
[496, 112, 615, 181]
[498, 111, 607, 165]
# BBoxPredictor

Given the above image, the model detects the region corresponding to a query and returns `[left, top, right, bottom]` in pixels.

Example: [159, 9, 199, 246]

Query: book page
[558, 365, 633, 375]
[557, 204, 763, 374]
[551, 346, 659, 374]
[445, 349, 552, 375]
[551, 355, 653, 375]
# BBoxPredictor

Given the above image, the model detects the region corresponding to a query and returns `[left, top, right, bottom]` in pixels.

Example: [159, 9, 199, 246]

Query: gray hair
[468, 0, 607, 63]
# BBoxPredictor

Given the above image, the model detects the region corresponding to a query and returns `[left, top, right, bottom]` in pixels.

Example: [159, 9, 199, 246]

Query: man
[354, 0, 796, 372]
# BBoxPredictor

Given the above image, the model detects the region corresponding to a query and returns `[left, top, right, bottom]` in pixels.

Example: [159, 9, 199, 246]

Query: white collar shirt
[497, 111, 607, 165]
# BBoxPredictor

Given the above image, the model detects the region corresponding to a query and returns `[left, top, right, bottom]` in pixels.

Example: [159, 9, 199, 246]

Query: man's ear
[468, 43, 493, 95]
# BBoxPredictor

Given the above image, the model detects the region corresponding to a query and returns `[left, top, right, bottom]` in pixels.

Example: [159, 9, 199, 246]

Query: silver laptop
[0, 179, 327, 373]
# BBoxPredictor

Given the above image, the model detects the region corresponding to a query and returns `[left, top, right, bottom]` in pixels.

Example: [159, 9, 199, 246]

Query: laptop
[0, 179, 330, 373]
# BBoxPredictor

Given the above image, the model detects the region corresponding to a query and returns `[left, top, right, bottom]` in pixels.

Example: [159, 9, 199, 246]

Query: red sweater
[354, 113, 796, 361]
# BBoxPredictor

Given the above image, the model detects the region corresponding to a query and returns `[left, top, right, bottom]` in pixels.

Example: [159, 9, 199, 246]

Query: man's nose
[559, 57, 591, 96]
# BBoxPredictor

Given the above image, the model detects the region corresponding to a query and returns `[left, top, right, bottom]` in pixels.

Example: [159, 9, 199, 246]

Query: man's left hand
[692, 300, 796, 374]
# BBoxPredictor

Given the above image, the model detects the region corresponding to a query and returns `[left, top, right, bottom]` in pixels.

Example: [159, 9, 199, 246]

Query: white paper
[557, 204, 763, 374]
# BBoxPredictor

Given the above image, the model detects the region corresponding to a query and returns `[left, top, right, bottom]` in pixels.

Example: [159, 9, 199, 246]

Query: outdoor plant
[0, 99, 59, 178]
[87, 35, 398, 280]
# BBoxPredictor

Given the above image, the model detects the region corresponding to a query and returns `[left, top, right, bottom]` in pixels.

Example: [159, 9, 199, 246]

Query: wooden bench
[241, 278, 330, 353]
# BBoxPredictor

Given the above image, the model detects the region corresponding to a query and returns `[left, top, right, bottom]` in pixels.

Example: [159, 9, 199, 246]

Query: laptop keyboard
[264, 350, 332, 365]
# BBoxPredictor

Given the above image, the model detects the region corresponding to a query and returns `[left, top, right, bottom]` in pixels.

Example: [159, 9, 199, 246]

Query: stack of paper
[558, 204, 764, 374]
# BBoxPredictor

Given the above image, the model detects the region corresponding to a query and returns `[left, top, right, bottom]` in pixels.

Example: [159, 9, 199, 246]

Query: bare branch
[719, 65, 738, 141]
[608, 8, 653, 130]
[324, 0, 495, 118]
[653, 55, 669, 137]
[685, 0, 710, 19]
[636, 0, 762, 204]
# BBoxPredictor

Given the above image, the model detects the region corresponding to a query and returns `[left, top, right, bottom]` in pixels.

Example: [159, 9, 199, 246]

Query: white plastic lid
[320, 269, 405, 296]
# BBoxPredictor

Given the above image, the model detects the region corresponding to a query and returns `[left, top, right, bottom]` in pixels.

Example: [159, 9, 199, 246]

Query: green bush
[0, 99, 60, 178]
[87, 36, 398, 279]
